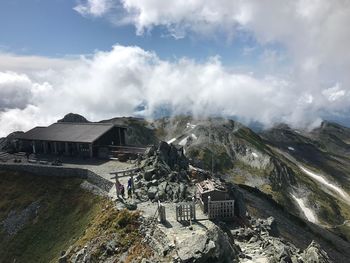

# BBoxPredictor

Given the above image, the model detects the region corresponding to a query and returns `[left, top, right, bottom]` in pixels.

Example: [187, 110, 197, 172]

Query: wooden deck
[109, 145, 146, 155]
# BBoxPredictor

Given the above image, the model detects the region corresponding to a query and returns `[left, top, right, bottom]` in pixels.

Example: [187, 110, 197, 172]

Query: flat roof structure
[196, 179, 228, 194]
[16, 122, 126, 143]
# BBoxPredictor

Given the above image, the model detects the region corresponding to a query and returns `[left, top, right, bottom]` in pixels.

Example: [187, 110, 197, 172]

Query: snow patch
[288, 146, 295, 151]
[252, 152, 258, 158]
[299, 165, 350, 203]
[186, 122, 196, 129]
[178, 136, 189, 146]
[291, 194, 317, 223]
[191, 133, 198, 140]
[167, 137, 176, 144]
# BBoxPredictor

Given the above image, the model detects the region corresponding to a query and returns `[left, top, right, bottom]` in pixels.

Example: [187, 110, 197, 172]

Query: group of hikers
[116, 176, 134, 199]
[115, 154, 142, 199]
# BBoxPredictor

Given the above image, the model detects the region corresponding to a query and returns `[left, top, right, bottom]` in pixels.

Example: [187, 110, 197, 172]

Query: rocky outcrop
[232, 216, 332, 263]
[134, 142, 192, 202]
[0, 131, 23, 152]
[269, 158, 297, 189]
[144, 141, 189, 171]
[175, 225, 239, 263]
[1, 200, 40, 236]
[303, 241, 331, 263]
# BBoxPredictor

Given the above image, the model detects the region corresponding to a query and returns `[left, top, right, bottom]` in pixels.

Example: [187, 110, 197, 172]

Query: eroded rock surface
[134, 142, 193, 202]
[1, 200, 40, 236]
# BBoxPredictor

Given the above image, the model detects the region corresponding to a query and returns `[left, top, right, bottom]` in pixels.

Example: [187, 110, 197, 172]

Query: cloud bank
[1, 1, 350, 136]
[1, 44, 349, 137]
[77, 0, 350, 84]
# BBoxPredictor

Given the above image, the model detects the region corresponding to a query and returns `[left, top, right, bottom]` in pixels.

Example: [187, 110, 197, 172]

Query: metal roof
[16, 122, 125, 143]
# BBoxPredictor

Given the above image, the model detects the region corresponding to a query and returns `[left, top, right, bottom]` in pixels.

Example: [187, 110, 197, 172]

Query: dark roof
[16, 122, 126, 143]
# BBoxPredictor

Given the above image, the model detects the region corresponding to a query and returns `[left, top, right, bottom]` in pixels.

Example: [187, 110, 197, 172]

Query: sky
[1, 0, 350, 136]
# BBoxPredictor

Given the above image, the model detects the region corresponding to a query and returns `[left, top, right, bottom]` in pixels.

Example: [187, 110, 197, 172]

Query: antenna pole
[210, 128, 214, 176]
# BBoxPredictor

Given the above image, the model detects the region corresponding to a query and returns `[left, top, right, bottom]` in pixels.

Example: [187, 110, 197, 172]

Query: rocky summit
[134, 141, 192, 202]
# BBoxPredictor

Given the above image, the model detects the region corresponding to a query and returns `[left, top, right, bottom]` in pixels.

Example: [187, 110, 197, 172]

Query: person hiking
[136, 154, 142, 166]
[25, 152, 30, 161]
[127, 185, 132, 198]
[120, 184, 125, 198]
[127, 177, 133, 198]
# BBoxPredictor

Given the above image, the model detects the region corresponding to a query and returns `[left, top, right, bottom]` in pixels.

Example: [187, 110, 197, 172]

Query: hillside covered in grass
[0, 171, 149, 263]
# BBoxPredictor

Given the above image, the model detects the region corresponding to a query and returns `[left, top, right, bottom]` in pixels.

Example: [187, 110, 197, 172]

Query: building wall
[18, 126, 127, 158]
[19, 140, 92, 157]
[0, 163, 113, 192]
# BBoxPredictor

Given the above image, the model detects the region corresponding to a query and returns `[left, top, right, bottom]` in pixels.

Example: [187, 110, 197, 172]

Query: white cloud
[1, 44, 349, 137]
[74, 0, 116, 17]
[322, 83, 347, 102]
[0, 72, 51, 111]
[74, 1, 350, 88]
[3, 1, 350, 137]
[117, 0, 350, 62]
[0, 53, 78, 74]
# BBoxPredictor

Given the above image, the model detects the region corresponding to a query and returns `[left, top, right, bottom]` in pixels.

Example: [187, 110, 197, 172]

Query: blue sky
[0, 0, 263, 67]
[0, 0, 349, 135]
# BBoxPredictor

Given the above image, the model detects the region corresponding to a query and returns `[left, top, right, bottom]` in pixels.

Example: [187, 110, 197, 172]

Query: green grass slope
[0, 171, 103, 263]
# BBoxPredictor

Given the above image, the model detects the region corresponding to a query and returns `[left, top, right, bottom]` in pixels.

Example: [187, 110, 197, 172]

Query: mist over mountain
[1, 1, 350, 262]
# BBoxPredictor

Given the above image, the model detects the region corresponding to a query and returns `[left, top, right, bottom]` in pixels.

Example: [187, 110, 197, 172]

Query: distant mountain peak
[57, 113, 89, 123]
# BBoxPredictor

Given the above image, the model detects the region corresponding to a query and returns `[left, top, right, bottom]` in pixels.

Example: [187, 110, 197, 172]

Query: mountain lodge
[16, 122, 128, 158]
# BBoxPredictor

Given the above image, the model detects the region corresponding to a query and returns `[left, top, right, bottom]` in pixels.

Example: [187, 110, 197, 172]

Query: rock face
[232, 216, 332, 263]
[156, 141, 189, 170]
[176, 225, 239, 263]
[0, 131, 23, 152]
[57, 113, 89, 123]
[303, 241, 331, 263]
[156, 117, 299, 193]
[227, 183, 247, 217]
[134, 142, 192, 202]
[1, 200, 40, 236]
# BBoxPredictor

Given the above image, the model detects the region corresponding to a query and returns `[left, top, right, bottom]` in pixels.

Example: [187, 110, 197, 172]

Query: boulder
[157, 181, 168, 200]
[232, 228, 255, 241]
[144, 145, 156, 158]
[302, 241, 331, 263]
[124, 201, 137, 210]
[105, 240, 118, 255]
[265, 216, 279, 237]
[135, 188, 148, 201]
[144, 168, 156, 181]
[71, 246, 87, 263]
[276, 245, 292, 263]
[156, 141, 189, 171]
[148, 186, 158, 200]
[179, 183, 187, 200]
[176, 225, 238, 263]
[58, 251, 68, 263]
